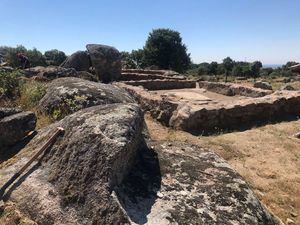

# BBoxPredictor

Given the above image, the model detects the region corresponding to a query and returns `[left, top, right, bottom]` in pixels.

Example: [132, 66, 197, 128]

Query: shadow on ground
[190, 115, 300, 136]
[0, 131, 37, 163]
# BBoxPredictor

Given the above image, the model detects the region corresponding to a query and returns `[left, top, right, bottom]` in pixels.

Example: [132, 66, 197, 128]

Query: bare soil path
[145, 114, 300, 224]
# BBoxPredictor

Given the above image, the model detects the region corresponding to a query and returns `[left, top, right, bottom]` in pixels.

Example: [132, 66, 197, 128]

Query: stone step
[122, 79, 196, 90]
[121, 69, 178, 76]
[120, 72, 185, 81]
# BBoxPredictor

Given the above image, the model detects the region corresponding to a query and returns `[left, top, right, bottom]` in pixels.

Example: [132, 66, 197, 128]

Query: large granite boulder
[0, 103, 144, 224]
[86, 44, 121, 83]
[0, 108, 36, 149]
[254, 81, 273, 90]
[23, 66, 97, 82]
[38, 77, 135, 120]
[117, 141, 280, 225]
[60, 51, 91, 72]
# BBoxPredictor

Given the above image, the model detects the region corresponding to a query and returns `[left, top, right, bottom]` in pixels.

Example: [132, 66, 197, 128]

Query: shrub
[0, 70, 21, 99]
[17, 80, 46, 110]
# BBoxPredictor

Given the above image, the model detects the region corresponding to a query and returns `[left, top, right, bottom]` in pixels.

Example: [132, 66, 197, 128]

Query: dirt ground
[151, 88, 250, 108]
[145, 114, 300, 225]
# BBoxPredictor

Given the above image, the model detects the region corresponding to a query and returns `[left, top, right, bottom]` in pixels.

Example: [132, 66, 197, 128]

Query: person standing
[17, 53, 30, 69]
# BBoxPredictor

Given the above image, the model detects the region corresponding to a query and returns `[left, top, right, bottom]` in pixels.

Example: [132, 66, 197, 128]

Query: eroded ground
[145, 114, 300, 224]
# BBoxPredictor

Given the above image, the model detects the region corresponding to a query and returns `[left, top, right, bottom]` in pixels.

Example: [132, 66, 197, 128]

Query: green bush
[0, 70, 21, 98]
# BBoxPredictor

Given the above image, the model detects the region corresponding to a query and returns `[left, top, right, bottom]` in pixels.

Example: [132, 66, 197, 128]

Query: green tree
[143, 28, 191, 72]
[197, 63, 210, 75]
[0, 45, 27, 67]
[209, 61, 218, 74]
[0, 45, 47, 68]
[250, 61, 262, 80]
[231, 65, 243, 76]
[282, 61, 299, 70]
[44, 49, 67, 66]
[222, 57, 234, 82]
[27, 48, 47, 67]
[120, 51, 136, 69]
[131, 49, 145, 69]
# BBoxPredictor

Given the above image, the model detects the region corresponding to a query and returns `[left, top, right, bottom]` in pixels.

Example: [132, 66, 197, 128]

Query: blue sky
[0, 0, 299, 64]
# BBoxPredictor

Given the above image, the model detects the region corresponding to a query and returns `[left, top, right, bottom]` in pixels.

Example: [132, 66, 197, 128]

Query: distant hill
[263, 64, 282, 69]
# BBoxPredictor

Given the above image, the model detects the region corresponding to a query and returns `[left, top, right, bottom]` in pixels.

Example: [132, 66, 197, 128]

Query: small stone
[291, 212, 298, 217]
[286, 218, 295, 225]
[157, 192, 163, 198]
[293, 132, 300, 139]
[167, 143, 172, 147]
[48, 189, 56, 197]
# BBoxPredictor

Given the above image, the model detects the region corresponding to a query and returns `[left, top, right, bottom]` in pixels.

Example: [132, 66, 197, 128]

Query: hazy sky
[0, 0, 299, 64]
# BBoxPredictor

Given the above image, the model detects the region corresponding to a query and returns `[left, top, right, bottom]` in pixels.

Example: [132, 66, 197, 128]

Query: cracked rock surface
[117, 141, 279, 225]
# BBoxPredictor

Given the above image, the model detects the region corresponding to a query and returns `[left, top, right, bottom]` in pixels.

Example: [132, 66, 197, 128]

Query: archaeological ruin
[117, 69, 300, 134]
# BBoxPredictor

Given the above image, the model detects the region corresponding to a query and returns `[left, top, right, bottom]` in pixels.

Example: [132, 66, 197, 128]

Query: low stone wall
[170, 90, 300, 134]
[120, 72, 186, 81]
[122, 69, 178, 75]
[198, 81, 272, 97]
[117, 83, 300, 134]
[122, 79, 196, 90]
[116, 83, 178, 125]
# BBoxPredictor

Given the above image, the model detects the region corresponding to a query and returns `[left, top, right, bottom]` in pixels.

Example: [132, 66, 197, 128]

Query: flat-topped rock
[0, 108, 36, 149]
[38, 77, 135, 120]
[23, 66, 97, 81]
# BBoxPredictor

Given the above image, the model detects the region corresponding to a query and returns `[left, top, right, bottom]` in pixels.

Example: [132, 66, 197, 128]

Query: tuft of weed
[17, 80, 46, 110]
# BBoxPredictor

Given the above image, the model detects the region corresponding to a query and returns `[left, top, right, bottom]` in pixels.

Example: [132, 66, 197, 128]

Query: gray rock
[23, 66, 96, 81]
[0, 108, 36, 148]
[0, 107, 21, 119]
[117, 141, 280, 225]
[254, 81, 273, 90]
[0, 103, 144, 225]
[60, 51, 91, 72]
[86, 44, 121, 83]
[280, 84, 295, 91]
[38, 77, 135, 120]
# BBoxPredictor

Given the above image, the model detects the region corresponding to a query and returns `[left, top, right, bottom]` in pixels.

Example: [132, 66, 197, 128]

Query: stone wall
[122, 79, 196, 90]
[120, 72, 185, 81]
[122, 69, 178, 76]
[198, 81, 272, 97]
[170, 90, 300, 134]
[117, 83, 300, 134]
[116, 83, 178, 125]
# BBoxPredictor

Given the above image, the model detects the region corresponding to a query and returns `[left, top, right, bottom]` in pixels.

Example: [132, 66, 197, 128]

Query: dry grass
[145, 114, 300, 224]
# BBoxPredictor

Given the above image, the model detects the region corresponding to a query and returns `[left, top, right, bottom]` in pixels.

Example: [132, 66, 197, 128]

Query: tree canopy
[143, 29, 191, 72]
[0, 46, 66, 67]
[44, 49, 67, 66]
